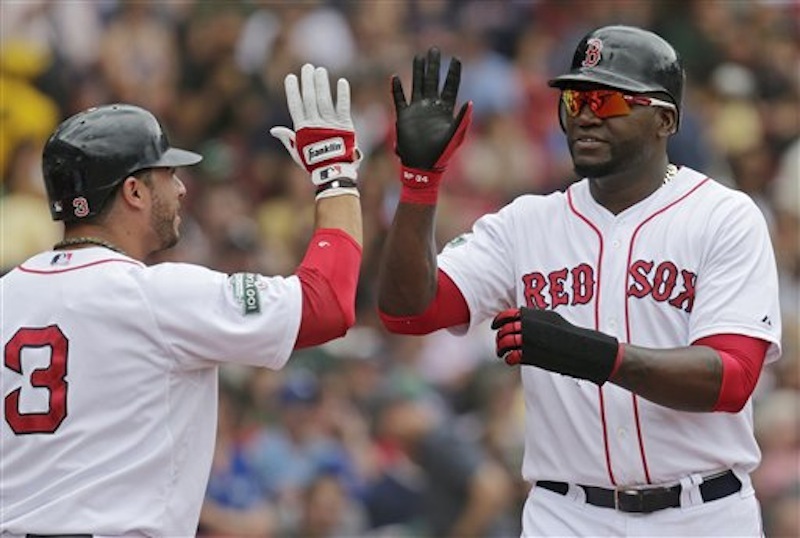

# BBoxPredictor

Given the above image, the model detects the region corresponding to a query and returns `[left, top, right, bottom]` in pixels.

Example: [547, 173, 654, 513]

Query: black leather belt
[536, 469, 741, 513]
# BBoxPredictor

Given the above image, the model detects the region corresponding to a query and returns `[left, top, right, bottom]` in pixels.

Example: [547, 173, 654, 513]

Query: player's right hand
[271, 64, 361, 199]
[391, 47, 473, 203]
[492, 307, 621, 385]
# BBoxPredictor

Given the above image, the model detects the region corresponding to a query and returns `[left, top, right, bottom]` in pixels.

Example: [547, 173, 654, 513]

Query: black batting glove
[391, 46, 473, 204]
[492, 307, 621, 385]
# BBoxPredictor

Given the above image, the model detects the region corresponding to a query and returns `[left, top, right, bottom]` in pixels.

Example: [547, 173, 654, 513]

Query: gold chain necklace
[53, 237, 129, 257]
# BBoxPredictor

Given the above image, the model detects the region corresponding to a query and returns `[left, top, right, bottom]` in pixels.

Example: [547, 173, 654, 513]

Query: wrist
[608, 343, 626, 380]
[399, 165, 443, 205]
[519, 308, 619, 385]
[310, 158, 361, 186]
[315, 178, 360, 200]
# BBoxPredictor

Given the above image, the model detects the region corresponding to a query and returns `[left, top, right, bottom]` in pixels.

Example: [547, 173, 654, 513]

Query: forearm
[380, 46, 472, 315]
[610, 344, 722, 411]
[314, 193, 362, 247]
[294, 226, 361, 348]
[377, 203, 439, 314]
[494, 309, 766, 413]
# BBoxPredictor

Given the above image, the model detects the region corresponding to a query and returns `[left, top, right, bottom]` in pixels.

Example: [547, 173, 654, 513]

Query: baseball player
[377, 27, 782, 537]
[1, 64, 362, 536]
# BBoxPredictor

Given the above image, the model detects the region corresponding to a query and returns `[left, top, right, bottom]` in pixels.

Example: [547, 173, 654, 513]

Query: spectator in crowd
[367, 379, 514, 537]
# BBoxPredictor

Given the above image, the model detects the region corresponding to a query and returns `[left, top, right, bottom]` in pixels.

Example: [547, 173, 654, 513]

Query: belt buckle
[614, 487, 644, 513]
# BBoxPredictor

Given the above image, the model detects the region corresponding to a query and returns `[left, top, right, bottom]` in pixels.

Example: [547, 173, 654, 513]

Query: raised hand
[271, 64, 361, 199]
[391, 47, 473, 204]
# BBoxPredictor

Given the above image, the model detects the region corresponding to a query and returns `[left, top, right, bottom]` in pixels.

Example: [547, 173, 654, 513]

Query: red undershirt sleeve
[294, 228, 361, 349]
[693, 334, 770, 413]
[378, 269, 470, 335]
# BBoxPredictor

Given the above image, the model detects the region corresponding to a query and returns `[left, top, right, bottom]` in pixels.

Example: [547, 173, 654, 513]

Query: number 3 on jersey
[4, 325, 69, 434]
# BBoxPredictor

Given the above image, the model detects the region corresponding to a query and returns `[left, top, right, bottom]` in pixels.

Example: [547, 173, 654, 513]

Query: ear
[119, 175, 149, 211]
[657, 108, 678, 138]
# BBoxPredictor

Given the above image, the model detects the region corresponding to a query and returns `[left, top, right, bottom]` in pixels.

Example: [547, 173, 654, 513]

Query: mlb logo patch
[319, 164, 342, 181]
[51, 252, 73, 266]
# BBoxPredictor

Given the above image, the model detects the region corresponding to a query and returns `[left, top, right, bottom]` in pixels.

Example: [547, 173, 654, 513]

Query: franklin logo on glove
[305, 138, 345, 164]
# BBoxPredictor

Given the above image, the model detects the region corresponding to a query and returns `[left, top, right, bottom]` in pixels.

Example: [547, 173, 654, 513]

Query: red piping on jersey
[566, 188, 617, 486]
[624, 175, 712, 484]
[17, 258, 142, 274]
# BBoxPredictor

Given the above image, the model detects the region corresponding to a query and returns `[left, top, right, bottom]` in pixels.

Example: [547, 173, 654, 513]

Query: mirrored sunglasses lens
[593, 91, 632, 118]
[561, 90, 633, 118]
[562, 90, 582, 116]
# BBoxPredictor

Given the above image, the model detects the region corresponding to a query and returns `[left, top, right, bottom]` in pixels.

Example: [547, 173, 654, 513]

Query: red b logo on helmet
[582, 38, 603, 68]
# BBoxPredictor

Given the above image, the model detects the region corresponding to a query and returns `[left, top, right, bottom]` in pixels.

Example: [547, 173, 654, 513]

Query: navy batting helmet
[548, 25, 685, 114]
[42, 104, 202, 222]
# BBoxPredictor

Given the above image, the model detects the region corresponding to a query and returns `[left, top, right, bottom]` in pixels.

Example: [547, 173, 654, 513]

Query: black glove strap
[519, 308, 619, 384]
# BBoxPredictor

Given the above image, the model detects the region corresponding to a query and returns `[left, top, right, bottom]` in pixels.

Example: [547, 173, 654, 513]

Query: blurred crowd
[1, 0, 798, 536]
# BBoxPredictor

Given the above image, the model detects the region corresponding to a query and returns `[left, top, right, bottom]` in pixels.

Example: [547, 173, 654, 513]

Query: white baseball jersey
[1, 247, 302, 536]
[438, 165, 782, 488]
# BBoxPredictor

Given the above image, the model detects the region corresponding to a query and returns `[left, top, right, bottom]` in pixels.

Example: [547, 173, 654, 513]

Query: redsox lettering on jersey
[517, 261, 696, 313]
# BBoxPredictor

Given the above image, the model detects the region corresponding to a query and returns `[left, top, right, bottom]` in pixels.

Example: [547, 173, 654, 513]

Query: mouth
[571, 136, 607, 150]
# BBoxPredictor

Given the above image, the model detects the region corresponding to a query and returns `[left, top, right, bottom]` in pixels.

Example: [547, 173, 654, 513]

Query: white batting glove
[270, 64, 361, 199]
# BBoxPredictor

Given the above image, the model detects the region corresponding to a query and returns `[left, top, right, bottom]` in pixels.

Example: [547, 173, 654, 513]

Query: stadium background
[1, 0, 797, 536]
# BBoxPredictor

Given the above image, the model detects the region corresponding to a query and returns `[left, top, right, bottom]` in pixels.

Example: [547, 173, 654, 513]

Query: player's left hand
[492, 307, 621, 385]
[392, 47, 472, 171]
[271, 63, 361, 198]
[391, 47, 473, 203]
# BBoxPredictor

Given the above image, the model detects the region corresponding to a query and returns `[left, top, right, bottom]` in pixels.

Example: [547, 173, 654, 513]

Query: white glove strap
[315, 186, 361, 201]
[315, 177, 360, 200]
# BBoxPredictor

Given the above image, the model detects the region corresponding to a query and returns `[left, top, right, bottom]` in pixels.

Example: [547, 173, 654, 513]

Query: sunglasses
[561, 89, 676, 119]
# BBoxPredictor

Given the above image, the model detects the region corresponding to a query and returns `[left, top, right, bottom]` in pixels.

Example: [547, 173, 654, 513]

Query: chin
[156, 227, 180, 252]
[573, 160, 616, 179]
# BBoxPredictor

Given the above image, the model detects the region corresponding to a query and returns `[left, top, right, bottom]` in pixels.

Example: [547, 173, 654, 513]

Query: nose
[574, 101, 602, 123]
[562, 103, 601, 132]
[173, 173, 187, 197]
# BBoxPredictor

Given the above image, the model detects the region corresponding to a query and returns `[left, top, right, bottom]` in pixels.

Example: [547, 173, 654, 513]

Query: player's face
[563, 86, 664, 179]
[147, 167, 187, 251]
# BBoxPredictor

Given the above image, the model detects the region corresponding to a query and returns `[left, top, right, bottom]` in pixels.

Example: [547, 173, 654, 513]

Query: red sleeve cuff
[294, 228, 361, 349]
[378, 269, 469, 335]
[694, 334, 769, 413]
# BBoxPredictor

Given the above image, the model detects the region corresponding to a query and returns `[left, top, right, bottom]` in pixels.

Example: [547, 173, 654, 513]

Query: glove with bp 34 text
[391, 47, 473, 204]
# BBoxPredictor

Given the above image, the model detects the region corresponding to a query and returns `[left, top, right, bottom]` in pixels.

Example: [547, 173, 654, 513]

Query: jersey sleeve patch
[444, 233, 471, 251]
[229, 272, 262, 315]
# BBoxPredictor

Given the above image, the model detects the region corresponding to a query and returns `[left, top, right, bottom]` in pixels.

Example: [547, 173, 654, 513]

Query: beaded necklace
[662, 163, 678, 185]
[53, 236, 129, 257]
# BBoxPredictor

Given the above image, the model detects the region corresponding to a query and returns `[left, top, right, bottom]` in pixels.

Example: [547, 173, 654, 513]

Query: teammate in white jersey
[377, 27, 782, 537]
[1, 64, 363, 537]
